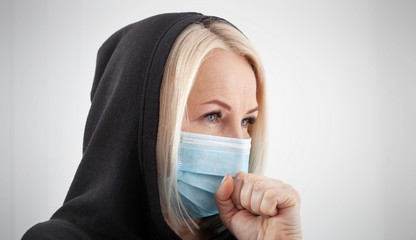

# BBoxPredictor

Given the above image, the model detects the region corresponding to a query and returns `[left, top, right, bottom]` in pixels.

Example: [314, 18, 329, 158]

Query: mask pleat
[178, 192, 218, 219]
[177, 172, 222, 193]
[178, 181, 218, 212]
[178, 146, 249, 176]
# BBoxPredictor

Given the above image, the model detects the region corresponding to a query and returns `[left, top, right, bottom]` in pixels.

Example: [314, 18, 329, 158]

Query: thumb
[215, 174, 238, 228]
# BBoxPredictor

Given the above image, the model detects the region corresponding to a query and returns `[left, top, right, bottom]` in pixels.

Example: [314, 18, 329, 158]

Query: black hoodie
[22, 12, 237, 240]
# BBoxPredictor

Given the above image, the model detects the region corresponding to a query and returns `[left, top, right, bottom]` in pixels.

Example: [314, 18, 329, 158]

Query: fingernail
[221, 174, 228, 184]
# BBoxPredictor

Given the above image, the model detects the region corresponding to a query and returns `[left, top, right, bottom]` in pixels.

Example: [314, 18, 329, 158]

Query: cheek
[244, 130, 251, 139]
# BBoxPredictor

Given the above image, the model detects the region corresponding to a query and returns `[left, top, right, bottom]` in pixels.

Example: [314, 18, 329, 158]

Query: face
[181, 50, 258, 139]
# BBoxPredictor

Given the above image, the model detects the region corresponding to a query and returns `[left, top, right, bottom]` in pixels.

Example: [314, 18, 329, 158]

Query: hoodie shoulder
[22, 219, 100, 240]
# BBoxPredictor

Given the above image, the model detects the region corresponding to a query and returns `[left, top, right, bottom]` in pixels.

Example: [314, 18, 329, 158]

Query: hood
[22, 12, 236, 239]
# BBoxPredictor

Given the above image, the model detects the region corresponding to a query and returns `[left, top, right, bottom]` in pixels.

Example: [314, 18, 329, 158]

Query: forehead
[191, 50, 257, 101]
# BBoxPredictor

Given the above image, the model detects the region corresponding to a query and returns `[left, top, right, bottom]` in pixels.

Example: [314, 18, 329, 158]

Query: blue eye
[242, 117, 256, 127]
[205, 114, 216, 122]
[241, 119, 248, 126]
[204, 112, 222, 123]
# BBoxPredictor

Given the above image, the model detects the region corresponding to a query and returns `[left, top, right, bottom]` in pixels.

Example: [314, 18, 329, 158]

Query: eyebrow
[202, 100, 259, 114]
[202, 100, 231, 111]
[246, 106, 259, 114]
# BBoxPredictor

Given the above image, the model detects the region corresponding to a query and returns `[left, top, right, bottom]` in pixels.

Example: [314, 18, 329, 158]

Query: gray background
[1, 0, 415, 239]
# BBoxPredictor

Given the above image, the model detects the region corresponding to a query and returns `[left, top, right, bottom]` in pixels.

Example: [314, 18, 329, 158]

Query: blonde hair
[156, 18, 267, 234]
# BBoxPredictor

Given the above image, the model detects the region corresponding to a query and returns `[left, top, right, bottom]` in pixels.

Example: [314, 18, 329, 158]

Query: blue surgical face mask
[175, 131, 251, 219]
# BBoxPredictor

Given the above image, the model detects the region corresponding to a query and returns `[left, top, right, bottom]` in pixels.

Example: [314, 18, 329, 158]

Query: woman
[23, 12, 302, 239]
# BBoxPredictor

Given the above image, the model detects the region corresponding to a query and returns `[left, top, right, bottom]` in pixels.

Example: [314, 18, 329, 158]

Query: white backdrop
[1, 0, 415, 239]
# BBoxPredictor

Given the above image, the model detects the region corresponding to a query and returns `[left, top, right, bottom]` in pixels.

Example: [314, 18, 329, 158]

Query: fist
[215, 172, 302, 240]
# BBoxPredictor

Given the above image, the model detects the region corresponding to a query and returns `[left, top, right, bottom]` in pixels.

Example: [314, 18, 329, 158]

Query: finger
[260, 189, 279, 216]
[239, 173, 255, 213]
[250, 180, 265, 215]
[215, 174, 238, 227]
[231, 171, 245, 210]
[260, 187, 298, 216]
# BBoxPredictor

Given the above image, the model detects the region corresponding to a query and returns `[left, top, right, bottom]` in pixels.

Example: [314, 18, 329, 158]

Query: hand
[215, 172, 302, 240]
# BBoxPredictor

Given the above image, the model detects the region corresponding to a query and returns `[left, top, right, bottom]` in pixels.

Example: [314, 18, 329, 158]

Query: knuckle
[284, 183, 301, 204]
[275, 179, 285, 184]
[286, 183, 297, 191]
[243, 173, 254, 185]
[234, 171, 245, 182]
[293, 189, 301, 204]
[271, 179, 285, 188]
[264, 189, 278, 201]
[253, 181, 264, 192]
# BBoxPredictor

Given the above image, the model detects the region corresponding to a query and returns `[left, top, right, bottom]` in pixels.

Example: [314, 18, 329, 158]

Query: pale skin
[168, 49, 302, 239]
